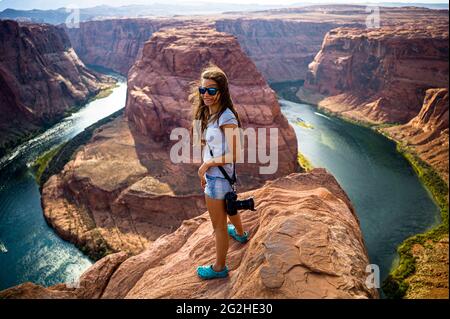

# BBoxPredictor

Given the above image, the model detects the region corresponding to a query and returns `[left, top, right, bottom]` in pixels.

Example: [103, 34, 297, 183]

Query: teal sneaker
[197, 265, 229, 280]
[227, 224, 249, 243]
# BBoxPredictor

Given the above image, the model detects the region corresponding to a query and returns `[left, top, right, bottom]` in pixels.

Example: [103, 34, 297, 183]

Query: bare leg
[227, 213, 245, 236]
[205, 195, 228, 271]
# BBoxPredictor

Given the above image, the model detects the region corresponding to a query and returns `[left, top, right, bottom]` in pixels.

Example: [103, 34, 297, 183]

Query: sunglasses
[198, 87, 219, 96]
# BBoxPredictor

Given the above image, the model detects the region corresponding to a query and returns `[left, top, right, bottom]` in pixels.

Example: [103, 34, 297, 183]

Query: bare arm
[204, 123, 241, 168]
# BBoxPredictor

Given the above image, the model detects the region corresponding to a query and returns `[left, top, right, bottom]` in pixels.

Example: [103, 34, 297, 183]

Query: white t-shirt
[203, 108, 239, 178]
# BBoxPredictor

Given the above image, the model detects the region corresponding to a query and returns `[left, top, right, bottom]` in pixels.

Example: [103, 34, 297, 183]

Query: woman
[191, 64, 249, 280]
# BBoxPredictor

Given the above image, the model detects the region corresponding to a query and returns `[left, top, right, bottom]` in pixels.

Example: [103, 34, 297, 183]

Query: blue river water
[279, 99, 440, 285]
[0, 72, 127, 290]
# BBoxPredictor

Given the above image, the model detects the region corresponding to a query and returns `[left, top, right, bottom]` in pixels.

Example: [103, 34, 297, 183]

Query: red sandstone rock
[64, 18, 187, 75]
[0, 20, 115, 154]
[383, 88, 449, 183]
[214, 19, 344, 83]
[1, 169, 379, 299]
[75, 252, 129, 299]
[0, 282, 77, 299]
[298, 23, 449, 124]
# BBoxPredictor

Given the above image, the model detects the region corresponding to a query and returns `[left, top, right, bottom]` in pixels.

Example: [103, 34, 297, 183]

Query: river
[279, 99, 440, 285]
[0, 71, 127, 290]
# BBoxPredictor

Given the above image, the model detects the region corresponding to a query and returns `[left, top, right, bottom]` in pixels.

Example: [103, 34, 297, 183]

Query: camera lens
[236, 197, 255, 211]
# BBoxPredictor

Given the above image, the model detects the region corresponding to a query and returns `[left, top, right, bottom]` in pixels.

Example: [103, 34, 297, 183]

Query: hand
[198, 162, 210, 179]
[198, 162, 209, 189]
[200, 175, 206, 190]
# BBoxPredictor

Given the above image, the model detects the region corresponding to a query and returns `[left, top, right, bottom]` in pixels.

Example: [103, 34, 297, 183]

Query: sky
[0, 0, 448, 10]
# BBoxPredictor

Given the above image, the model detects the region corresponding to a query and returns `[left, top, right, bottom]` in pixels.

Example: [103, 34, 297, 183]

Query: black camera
[224, 191, 256, 216]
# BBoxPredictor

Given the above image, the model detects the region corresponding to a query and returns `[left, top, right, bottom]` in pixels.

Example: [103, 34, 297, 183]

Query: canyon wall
[62, 6, 371, 80]
[0, 19, 114, 156]
[39, 25, 300, 260]
[214, 19, 346, 83]
[64, 17, 344, 82]
[383, 88, 449, 184]
[63, 18, 187, 75]
[0, 169, 379, 299]
[63, 6, 446, 85]
[298, 23, 449, 124]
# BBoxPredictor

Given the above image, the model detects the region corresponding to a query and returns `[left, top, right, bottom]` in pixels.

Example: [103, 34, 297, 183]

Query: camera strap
[206, 143, 236, 188]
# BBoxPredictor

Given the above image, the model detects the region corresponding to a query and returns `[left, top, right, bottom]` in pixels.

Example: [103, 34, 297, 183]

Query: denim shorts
[204, 173, 233, 200]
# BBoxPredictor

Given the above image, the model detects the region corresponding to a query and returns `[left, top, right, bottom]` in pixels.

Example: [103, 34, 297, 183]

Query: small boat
[294, 117, 314, 129]
[0, 241, 8, 253]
